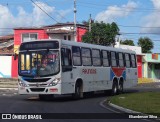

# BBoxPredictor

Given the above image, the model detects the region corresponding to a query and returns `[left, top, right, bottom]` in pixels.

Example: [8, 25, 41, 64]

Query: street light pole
[89, 14, 92, 32]
[74, 0, 77, 42]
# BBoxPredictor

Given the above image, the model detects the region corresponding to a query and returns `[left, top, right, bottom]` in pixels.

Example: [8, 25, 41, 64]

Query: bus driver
[39, 57, 52, 76]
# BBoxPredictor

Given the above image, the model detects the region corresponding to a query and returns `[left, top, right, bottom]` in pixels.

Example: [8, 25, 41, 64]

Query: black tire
[39, 94, 54, 101]
[118, 81, 123, 94]
[72, 83, 83, 100]
[111, 81, 118, 96]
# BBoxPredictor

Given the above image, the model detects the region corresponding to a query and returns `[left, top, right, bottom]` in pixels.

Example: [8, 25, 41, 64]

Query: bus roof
[20, 39, 136, 54]
[61, 40, 136, 54]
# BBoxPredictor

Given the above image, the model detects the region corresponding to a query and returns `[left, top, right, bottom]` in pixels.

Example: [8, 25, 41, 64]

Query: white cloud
[56, 9, 72, 22]
[95, 1, 138, 23]
[151, 0, 160, 9]
[0, 2, 71, 36]
[141, 0, 160, 33]
[32, 2, 55, 26]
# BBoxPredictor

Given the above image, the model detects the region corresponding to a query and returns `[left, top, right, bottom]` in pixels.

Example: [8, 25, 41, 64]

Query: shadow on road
[25, 89, 139, 102]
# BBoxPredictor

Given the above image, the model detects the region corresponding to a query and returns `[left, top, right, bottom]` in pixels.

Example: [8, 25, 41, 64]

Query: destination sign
[20, 41, 59, 50]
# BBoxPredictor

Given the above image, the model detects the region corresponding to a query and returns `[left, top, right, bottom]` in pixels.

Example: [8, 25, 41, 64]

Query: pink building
[12, 23, 88, 77]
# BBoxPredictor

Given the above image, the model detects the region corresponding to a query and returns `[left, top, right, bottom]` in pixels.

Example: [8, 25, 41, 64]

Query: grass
[109, 92, 160, 116]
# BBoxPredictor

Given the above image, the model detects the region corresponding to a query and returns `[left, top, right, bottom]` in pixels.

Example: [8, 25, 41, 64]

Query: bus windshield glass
[19, 50, 60, 77]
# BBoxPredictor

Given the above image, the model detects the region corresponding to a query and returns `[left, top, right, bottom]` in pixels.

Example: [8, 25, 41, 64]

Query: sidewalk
[0, 78, 18, 89]
[135, 82, 160, 88]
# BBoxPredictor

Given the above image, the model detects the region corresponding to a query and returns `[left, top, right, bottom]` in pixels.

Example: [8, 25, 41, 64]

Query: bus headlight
[49, 78, 60, 86]
[18, 79, 28, 87]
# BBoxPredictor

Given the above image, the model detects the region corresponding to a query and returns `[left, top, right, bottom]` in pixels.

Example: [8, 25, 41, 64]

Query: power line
[77, 5, 152, 13]
[120, 32, 160, 35]
[30, 0, 59, 23]
[78, 1, 160, 12]
[118, 24, 160, 28]
[36, 0, 68, 22]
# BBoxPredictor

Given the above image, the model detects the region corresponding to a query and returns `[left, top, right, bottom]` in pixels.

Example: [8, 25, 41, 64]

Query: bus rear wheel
[111, 81, 118, 96]
[118, 81, 124, 94]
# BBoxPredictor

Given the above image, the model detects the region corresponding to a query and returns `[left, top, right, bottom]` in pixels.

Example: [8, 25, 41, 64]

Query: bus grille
[28, 83, 48, 87]
[24, 78, 51, 82]
[30, 88, 45, 92]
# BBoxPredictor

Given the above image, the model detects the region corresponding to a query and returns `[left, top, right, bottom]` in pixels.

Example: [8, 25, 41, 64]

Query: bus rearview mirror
[14, 53, 17, 60]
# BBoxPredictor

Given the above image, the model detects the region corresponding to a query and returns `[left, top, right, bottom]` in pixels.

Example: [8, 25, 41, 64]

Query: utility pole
[89, 14, 92, 32]
[74, 0, 77, 42]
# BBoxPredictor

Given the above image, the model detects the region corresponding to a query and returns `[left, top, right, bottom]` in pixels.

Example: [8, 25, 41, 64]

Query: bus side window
[118, 52, 124, 67]
[92, 49, 101, 66]
[111, 51, 117, 67]
[131, 54, 137, 68]
[102, 50, 110, 67]
[125, 53, 131, 68]
[72, 46, 82, 66]
[61, 48, 72, 72]
[81, 48, 92, 66]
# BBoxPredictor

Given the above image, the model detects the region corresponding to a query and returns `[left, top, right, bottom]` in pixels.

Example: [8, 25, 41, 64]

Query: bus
[18, 39, 138, 100]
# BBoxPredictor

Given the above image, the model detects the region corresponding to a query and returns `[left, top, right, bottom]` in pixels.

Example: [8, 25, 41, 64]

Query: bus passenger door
[61, 48, 74, 94]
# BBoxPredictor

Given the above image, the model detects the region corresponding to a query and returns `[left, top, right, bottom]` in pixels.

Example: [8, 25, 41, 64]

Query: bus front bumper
[18, 84, 61, 95]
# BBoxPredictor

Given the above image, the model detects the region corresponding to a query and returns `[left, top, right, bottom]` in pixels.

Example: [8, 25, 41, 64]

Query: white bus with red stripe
[18, 39, 138, 99]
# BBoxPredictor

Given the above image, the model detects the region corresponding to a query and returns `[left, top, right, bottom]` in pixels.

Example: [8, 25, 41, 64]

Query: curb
[100, 99, 140, 114]
[109, 102, 141, 114]
[0, 88, 18, 90]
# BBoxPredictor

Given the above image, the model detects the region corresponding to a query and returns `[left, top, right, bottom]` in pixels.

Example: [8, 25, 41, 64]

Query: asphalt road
[1, 86, 160, 122]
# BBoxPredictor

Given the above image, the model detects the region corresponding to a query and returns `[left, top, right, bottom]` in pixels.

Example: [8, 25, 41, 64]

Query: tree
[137, 37, 154, 53]
[120, 39, 135, 46]
[82, 21, 119, 46]
[82, 20, 89, 26]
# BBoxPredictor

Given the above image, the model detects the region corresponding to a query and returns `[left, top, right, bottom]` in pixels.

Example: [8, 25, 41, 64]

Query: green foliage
[82, 20, 89, 26]
[137, 37, 154, 53]
[82, 21, 119, 46]
[120, 39, 135, 46]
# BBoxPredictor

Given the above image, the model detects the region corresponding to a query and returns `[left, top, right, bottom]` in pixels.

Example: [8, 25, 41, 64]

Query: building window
[22, 33, 38, 42]
[64, 35, 67, 40]
[64, 35, 71, 41]
[68, 35, 71, 40]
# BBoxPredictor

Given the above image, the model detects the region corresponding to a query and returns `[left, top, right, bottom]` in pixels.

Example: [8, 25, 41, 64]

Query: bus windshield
[19, 50, 60, 77]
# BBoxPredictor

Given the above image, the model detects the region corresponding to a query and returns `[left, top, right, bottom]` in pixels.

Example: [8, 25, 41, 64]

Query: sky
[0, 0, 160, 53]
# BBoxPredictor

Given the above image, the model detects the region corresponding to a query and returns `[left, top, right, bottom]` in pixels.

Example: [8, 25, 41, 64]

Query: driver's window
[61, 48, 72, 66]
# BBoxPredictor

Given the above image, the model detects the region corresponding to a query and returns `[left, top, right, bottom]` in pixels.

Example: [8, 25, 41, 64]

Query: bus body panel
[124, 68, 138, 88]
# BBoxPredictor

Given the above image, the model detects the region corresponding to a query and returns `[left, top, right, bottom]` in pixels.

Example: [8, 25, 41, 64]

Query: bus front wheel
[72, 83, 83, 99]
